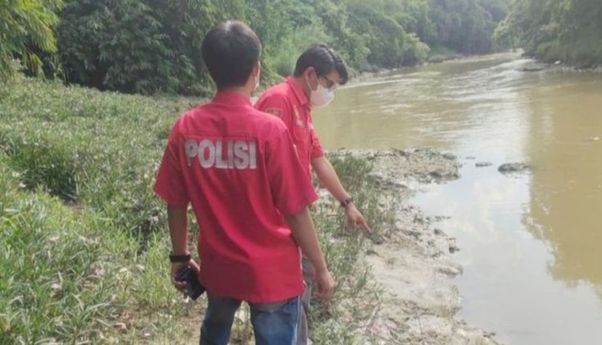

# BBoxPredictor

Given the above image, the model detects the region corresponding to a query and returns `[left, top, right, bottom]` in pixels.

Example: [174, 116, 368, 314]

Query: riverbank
[325, 149, 501, 345]
[520, 56, 602, 73]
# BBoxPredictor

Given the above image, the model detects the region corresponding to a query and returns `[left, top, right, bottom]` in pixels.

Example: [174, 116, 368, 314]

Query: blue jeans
[200, 294, 300, 345]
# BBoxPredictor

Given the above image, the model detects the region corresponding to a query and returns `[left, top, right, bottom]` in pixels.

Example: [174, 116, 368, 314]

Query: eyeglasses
[319, 75, 337, 90]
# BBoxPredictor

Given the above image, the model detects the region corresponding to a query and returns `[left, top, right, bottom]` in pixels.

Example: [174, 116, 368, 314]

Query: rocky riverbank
[329, 149, 501, 345]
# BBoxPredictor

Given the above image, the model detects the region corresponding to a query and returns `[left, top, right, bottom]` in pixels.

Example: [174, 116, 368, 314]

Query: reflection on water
[314, 53, 602, 345]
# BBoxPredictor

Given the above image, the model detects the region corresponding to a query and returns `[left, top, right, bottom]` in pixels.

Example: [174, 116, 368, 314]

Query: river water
[314, 52, 602, 345]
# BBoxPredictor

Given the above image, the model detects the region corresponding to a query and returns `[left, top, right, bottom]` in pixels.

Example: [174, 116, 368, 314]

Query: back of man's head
[201, 21, 262, 90]
[293, 44, 349, 85]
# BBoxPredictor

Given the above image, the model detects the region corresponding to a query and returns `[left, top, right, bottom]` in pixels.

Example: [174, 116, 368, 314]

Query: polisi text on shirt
[185, 138, 257, 170]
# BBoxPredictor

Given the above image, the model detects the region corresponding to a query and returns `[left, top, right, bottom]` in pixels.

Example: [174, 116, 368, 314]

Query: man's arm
[168, 205, 189, 255]
[285, 207, 335, 300]
[311, 156, 370, 231]
[167, 205, 199, 291]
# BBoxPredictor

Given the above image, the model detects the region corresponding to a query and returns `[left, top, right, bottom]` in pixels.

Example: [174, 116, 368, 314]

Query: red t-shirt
[154, 91, 318, 303]
[255, 77, 324, 180]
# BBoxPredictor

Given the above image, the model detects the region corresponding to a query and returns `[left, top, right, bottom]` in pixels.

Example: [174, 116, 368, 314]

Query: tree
[0, 0, 62, 79]
[427, 0, 500, 55]
[29, 0, 516, 95]
[500, 0, 602, 66]
[57, 0, 245, 95]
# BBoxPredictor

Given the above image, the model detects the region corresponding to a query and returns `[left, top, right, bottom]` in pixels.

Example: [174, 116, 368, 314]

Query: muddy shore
[329, 148, 502, 345]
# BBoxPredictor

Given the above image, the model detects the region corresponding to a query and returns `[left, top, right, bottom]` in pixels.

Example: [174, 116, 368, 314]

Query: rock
[429, 170, 444, 179]
[366, 248, 378, 256]
[449, 245, 460, 254]
[437, 265, 462, 277]
[475, 162, 493, 168]
[50, 283, 63, 298]
[114, 322, 128, 333]
[521, 64, 546, 72]
[498, 162, 531, 174]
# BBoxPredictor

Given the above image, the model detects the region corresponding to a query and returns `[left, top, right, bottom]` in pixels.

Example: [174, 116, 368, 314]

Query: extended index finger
[358, 218, 372, 233]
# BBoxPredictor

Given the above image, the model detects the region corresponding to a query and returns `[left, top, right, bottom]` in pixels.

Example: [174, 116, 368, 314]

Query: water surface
[314, 53, 602, 345]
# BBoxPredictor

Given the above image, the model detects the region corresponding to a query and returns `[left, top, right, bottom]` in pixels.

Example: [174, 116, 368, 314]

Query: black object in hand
[175, 266, 205, 300]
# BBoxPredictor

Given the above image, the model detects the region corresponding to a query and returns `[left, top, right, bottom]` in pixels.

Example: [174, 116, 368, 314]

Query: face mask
[308, 79, 335, 108]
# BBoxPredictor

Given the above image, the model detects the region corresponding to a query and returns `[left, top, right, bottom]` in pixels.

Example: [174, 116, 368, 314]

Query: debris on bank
[498, 162, 531, 175]
[475, 162, 493, 168]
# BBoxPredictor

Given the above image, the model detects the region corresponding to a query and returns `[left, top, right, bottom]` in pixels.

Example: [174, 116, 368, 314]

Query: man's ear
[253, 61, 261, 78]
[304, 67, 318, 90]
[249, 62, 261, 88]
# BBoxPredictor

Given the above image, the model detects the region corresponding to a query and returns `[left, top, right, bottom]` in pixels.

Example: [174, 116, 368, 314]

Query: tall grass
[1, 78, 197, 344]
[0, 78, 393, 344]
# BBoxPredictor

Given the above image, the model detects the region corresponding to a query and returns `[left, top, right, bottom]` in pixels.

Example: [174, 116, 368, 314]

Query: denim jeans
[297, 256, 315, 345]
[200, 293, 300, 345]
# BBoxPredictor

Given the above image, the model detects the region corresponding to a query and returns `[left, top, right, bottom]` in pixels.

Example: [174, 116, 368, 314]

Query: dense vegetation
[497, 0, 602, 67]
[2, 0, 510, 95]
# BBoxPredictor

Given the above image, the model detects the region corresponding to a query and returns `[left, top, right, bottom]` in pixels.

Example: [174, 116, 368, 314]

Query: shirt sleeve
[310, 126, 324, 159]
[154, 127, 190, 207]
[255, 93, 294, 128]
[266, 129, 318, 215]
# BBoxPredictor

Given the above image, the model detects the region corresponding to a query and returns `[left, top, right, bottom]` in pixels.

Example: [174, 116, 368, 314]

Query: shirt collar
[286, 77, 310, 108]
[212, 90, 252, 106]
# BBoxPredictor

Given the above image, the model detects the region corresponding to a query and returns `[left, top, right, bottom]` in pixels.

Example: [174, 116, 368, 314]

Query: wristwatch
[340, 197, 354, 209]
[169, 253, 191, 263]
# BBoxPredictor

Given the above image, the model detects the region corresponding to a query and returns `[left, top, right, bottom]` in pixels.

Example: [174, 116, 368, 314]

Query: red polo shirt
[255, 77, 324, 180]
[154, 91, 318, 303]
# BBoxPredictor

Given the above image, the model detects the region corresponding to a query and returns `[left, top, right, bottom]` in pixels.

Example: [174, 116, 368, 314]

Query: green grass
[0, 77, 393, 344]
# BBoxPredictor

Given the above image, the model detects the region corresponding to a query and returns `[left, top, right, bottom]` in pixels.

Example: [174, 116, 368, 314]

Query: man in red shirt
[154, 21, 334, 345]
[255, 44, 370, 345]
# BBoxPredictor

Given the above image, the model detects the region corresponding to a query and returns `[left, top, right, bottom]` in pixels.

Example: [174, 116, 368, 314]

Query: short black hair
[293, 44, 349, 85]
[201, 21, 262, 89]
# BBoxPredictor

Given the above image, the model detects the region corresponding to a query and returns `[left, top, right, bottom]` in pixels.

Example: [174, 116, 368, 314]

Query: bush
[0, 131, 79, 202]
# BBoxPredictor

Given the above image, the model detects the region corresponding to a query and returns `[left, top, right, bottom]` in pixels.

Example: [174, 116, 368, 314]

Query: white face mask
[308, 79, 335, 108]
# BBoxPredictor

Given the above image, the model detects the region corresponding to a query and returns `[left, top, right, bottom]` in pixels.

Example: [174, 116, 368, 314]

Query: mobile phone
[175, 266, 205, 300]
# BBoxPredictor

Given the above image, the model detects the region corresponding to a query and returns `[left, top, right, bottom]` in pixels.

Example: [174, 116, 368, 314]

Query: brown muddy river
[314, 53, 602, 345]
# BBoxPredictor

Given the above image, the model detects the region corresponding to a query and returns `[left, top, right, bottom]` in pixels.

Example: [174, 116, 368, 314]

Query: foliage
[56, 0, 246, 95]
[499, 0, 602, 66]
[426, 0, 500, 55]
[9, 0, 510, 95]
[0, 0, 63, 79]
